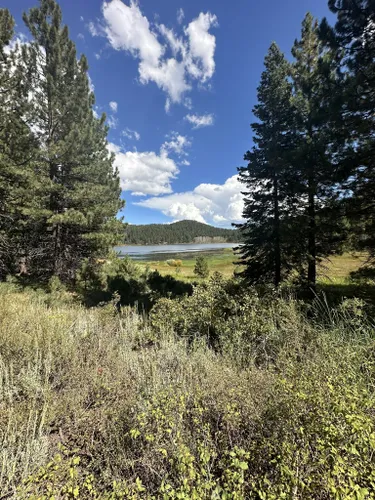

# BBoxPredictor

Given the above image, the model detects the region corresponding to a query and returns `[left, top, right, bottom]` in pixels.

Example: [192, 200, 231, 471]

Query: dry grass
[1, 280, 374, 497]
[138, 250, 367, 284]
[138, 248, 240, 281]
[318, 253, 368, 282]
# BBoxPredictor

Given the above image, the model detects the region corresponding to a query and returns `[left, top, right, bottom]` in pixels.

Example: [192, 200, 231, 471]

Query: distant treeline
[125, 220, 243, 245]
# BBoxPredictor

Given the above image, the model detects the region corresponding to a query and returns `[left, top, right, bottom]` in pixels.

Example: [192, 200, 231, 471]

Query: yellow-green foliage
[1, 280, 375, 498]
[166, 259, 183, 268]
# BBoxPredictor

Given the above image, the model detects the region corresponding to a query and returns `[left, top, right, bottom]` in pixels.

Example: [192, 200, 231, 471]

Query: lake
[114, 243, 238, 261]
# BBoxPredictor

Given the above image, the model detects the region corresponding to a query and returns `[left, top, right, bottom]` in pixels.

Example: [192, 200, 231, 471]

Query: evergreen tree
[321, 1, 375, 261]
[194, 255, 209, 279]
[236, 43, 297, 286]
[291, 13, 347, 288]
[0, 9, 14, 50]
[21, 0, 124, 281]
[0, 9, 38, 277]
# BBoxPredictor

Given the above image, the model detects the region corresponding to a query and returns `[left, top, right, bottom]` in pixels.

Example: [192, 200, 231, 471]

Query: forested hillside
[125, 220, 242, 244]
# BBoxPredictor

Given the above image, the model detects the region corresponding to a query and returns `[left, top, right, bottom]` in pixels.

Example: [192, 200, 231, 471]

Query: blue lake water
[114, 243, 238, 261]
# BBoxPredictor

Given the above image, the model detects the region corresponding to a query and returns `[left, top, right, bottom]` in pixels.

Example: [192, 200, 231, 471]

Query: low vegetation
[1, 277, 375, 498]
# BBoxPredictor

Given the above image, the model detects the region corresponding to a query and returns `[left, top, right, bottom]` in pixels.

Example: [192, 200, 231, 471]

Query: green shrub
[166, 259, 182, 268]
[194, 255, 209, 279]
[1, 280, 375, 497]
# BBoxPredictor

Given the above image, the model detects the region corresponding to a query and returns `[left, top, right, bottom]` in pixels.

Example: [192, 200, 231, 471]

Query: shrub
[1, 280, 375, 497]
[194, 255, 209, 279]
[166, 259, 182, 268]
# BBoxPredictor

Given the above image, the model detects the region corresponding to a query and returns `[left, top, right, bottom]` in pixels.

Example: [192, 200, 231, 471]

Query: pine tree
[0, 9, 38, 277]
[321, 1, 375, 261]
[194, 255, 209, 279]
[0, 9, 14, 50]
[291, 13, 347, 288]
[236, 43, 298, 286]
[21, 0, 124, 281]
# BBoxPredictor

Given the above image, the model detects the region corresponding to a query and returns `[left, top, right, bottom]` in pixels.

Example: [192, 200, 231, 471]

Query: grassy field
[137, 248, 369, 283]
[138, 247, 238, 280]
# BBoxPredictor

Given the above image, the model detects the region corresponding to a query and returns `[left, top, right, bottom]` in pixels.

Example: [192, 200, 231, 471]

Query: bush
[166, 259, 182, 268]
[194, 255, 209, 279]
[1, 280, 375, 497]
[76, 255, 150, 308]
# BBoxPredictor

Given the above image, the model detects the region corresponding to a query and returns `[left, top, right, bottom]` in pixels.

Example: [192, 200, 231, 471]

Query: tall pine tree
[291, 13, 347, 288]
[21, 0, 124, 281]
[321, 1, 375, 262]
[0, 9, 38, 277]
[236, 43, 298, 286]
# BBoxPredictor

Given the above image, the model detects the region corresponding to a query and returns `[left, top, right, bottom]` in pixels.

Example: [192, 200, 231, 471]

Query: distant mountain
[125, 220, 243, 245]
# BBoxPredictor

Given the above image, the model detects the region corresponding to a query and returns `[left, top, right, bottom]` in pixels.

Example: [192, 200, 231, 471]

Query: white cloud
[109, 101, 118, 112]
[109, 143, 179, 196]
[102, 0, 163, 65]
[139, 56, 190, 103]
[136, 175, 244, 225]
[185, 13, 218, 82]
[185, 113, 214, 129]
[165, 98, 171, 114]
[88, 21, 100, 37]
[94, 52, 101, 60]
[177, 8, 185, 25]
[161, 132, 191, 157]
[88, 74, 95, 92]
[80, 16, 84, 22]
[184, 97, 193, 110]
[122, 128, 141, 141]
[77, 33, 85, 40]
[107, 115, 118, 129]
[93, 0, 218, 109]
[158, 24, 184, 56]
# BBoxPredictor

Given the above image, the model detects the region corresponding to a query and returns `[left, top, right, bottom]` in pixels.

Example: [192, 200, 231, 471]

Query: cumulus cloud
[122, 128, 141, 141]
[92, 0, 217, 109]
[185, 13, 218, 82]
[136, 175, 244, 225]
[109, 129, 191, 195]
[139, 57, 190, 104]
[161, 132, 191, 158]
[109, 101, 118, 112]
[185, 113, 214, 129]
[108, 143, 179, 196]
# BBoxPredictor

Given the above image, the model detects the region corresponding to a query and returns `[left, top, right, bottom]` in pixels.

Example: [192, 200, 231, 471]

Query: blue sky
[5, 0, 334, 226]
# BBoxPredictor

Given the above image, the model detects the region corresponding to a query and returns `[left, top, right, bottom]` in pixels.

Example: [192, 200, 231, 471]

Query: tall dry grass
[0, 282, 374, 498]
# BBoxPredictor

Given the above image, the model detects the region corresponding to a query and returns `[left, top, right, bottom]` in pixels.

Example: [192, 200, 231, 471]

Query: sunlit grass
[137, 250, 367, 284]
[318, 252, 368, 284]
[138, 248, 240, 280]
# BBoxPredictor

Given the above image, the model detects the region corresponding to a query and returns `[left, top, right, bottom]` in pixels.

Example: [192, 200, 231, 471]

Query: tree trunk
[307, 178, 316, 289]
[274, 174, 281, 287]
[53, 222, 63, 277]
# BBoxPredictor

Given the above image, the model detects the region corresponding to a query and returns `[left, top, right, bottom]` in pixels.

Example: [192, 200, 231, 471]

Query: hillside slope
[125, 220, 242, 245]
